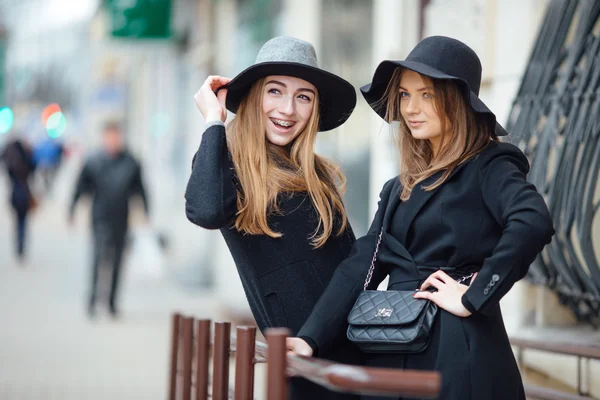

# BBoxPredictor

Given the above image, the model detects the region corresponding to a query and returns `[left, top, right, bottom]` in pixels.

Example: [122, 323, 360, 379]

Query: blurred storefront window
[320, 0, 374, 234]
[235, 0, 282, 72]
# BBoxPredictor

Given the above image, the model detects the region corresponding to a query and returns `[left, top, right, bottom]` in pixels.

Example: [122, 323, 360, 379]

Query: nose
[279, 95, 296, 116]
[404, 96, 420, 115]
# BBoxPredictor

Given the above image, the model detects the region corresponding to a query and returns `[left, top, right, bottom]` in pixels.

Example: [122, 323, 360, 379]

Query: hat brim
[360, 60, 508, 136]
[223, 62, 356, 132]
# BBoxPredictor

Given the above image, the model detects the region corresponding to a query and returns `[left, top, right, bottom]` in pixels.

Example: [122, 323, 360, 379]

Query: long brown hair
[380, 68, 498, 200]
[226, 78, 348, 247]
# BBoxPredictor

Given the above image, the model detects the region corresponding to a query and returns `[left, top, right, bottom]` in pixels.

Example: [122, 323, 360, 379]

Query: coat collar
[381, 158, 476, 243]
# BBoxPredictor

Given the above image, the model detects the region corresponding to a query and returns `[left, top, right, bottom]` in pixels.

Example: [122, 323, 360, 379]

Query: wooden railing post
[234, 326, 257, 400]
[212, 322, 231, 400]
[266, 328, 290, 400]
[195, 320, 211, 400]
[182, 316, 194, 400]
[169, 313, 181, 400]
[170, 314, 442, 399]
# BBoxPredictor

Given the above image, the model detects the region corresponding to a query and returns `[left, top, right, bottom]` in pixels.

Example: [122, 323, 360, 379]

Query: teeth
[272, 119, 295, 127]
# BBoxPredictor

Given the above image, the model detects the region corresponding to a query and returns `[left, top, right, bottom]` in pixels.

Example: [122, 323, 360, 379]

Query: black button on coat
[297, 141, 555, 400]
[185, 124, 361, 400]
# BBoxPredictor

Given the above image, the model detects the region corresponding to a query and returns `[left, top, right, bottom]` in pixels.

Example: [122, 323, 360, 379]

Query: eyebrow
[266, 80, 316, 95]
[399, 85, 433, 92]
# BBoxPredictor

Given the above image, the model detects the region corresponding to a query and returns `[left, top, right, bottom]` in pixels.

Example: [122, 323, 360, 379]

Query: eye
[399, 91, 409, 98]
[298, 94, 312, 101]
[268, 88, 281, 95]
[423, 92, 433, 99]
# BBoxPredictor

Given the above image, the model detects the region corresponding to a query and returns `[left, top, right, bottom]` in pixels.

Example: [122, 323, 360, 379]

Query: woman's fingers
[216, 88, 228, 110]
[207, 75, 232, 91]
[414, 284, 471, 317]
[413, 290, 435, 302]
[419, 276, 445, 291]
[430, 270, 453, 284]
[285, 338, 313, 357]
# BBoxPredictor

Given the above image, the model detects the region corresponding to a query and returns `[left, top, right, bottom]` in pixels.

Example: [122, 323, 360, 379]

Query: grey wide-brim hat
[361, 36, 508, 136]
[222, 36, 356, 132]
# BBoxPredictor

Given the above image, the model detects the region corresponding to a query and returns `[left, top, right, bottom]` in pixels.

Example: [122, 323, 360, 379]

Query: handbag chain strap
[456, 273, 474, 285]
[362, 228, 475, 291]
[363, 228, 384, 290]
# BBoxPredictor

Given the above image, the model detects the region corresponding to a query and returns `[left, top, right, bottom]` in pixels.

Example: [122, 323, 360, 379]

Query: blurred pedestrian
[185, 36, 360, 400]
[69, 121, 149, 318]
[33, 136, 65, 194]
[1, 135, 37, 262]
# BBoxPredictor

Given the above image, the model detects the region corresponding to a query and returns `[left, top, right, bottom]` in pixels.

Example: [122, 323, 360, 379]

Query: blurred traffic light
[45, 111, 66, 138]
[42, 103, 62, 126]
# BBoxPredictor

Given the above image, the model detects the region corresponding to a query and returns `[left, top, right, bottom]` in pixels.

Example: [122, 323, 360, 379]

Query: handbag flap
[348, 290, 428, 326]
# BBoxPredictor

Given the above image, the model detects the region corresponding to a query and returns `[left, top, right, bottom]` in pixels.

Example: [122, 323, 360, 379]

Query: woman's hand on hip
[413, 270, 478, 317]
[286, 337, 313, 357]
[194, 75, 231, 123]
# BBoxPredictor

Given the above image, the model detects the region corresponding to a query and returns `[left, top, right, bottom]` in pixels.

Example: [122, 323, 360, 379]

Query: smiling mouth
[270, 118, 296, 129]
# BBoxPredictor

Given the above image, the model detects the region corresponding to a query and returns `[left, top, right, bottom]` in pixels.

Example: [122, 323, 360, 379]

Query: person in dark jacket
[1, 136, 37, 262]
[287, 36, 555, 400]
[185, 36, 361, 400]
[69, 121, 149, 318]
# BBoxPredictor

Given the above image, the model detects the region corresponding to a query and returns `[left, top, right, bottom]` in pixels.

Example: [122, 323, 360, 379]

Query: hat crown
[407, 36, 482, 95]
[255, 36, 319, 68]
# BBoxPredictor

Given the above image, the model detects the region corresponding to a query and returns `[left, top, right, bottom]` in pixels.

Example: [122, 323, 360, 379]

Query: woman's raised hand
[194, 75, 232, 123]
[413, 270, 478, 317]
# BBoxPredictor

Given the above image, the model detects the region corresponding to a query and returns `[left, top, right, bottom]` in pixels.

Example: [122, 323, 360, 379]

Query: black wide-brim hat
[360, 36, 508, 136]
[222, 36, 356, 132]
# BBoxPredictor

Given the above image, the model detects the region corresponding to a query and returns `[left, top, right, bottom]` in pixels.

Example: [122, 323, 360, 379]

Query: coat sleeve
[184, 123, 238, 229]
[296, 178, 397, 353]
[70, 160, 95, 217]
[131, 161, 150, 216]
[461, 148, 554, 316]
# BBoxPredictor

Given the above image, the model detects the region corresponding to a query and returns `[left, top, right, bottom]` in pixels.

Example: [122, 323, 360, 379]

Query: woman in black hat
[185, 36, 360, 399]
[287, 36, 555, 399]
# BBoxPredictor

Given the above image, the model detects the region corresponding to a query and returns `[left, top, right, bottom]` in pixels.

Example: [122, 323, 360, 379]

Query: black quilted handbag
[347, 229, 444, 353]
[347, 229, 474, 353]
[347, 288, 438, 353]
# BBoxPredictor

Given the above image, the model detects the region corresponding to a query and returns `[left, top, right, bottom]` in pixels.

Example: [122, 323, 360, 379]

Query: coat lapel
[385, 158, 476, 244]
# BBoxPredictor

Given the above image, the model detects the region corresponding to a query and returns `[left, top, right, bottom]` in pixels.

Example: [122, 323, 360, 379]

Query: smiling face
[262, 75, 317, 147]
[398, 69, 445, 155]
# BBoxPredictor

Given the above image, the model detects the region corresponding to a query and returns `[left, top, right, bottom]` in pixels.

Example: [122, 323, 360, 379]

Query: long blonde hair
[380, 68, 498, 200]
[226, 78, 348, 247]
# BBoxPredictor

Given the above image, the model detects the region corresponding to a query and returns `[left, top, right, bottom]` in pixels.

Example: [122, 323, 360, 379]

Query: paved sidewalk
[0, 170, 221, 399]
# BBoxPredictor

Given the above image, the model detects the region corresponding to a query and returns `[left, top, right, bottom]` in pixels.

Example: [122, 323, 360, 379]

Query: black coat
[1, 140, 36, 215]
[185, 124, 361, 400]
[297, 141, 555, 400]
[70, 151, 148, 234]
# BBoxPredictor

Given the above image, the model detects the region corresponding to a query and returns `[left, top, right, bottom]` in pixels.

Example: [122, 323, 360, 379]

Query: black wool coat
[185, 124, 361, 400]
[297, 141, 555, 400]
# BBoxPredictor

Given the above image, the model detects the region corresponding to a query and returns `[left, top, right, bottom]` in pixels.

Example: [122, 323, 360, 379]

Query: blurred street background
[0, 0, 599, 399]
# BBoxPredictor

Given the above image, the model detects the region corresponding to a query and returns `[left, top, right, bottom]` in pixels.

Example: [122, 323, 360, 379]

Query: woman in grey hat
[185, 36, 360, 399]
[287, 36, 554, 399]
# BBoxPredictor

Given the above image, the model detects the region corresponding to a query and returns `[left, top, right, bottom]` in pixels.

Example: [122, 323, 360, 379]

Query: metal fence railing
[505, 0, 600, 325]
[511, 336, 600, 400]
